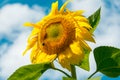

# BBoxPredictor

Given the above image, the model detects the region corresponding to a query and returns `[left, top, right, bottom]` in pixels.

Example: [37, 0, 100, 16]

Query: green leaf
[94, 46, 120, 78]
[8, 63, 51, 80]
[79, 50, 90, 71]
[88, 76, 101, 80]
[63, 77, 76, 80]
[88, 7, 101, 33]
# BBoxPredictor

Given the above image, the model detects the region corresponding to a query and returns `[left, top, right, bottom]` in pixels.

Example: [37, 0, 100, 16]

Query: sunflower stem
[51, 67, 71, 77]
[88, 70, 98, 79]
[70, 64, 77, 79]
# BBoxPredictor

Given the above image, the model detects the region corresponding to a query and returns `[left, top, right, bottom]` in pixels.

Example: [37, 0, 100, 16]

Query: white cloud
[0, 43, 8, 56]
[70, 0, 101, 17]
[0, 4, 45, 80]
[0, 32, 31, 79]
[93, 1, 120, 48]
[0, 4, 45, 34]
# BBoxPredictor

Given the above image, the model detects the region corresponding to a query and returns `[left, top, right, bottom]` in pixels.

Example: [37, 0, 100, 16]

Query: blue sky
[0, 0, 120, 80]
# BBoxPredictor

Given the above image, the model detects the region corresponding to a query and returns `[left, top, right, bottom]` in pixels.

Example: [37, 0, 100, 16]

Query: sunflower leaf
[93, 46, 120, 78]
[88, 7, 101, 33]
[8, 63, 51, 80]
[79, 49, 90, 71]
[88, 76, 101, 80]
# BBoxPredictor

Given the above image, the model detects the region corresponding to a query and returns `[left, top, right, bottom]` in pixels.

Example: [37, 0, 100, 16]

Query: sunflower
[23, 1, 95, 70]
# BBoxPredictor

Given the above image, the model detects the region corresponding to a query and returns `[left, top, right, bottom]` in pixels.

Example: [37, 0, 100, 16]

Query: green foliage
[88, 7, 101, 33]
[88, 76, 101, 80]
[79, 50, 90, 71]
[63, 77, 76, 80]
[8, 63, 51, 80]
[93, 46, 120, 78]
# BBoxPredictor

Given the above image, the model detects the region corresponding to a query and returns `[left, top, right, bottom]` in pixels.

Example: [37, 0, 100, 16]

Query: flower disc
[39, 15, 75, 54]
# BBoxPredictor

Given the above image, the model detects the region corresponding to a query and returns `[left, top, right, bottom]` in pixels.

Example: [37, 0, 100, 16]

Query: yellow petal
[78, 21, 92, 29]
[70, 41, 83, 55]
[80, 27, 95, 43]
[70, 42, 84, 64]
[27, 28, 39, 42]
[75, 28, 92, 50]
[22, 37, 37, 55]
[79, 39, 91, 51]
[22, 49, 28, 56]
[30, 44, 57, 63]
[60, 0, 70, 13]
[58, 48, 71, 70]
[23, 22, 40, 28]
[58, 46, 84, 71]
[36, 52, 57, 63]
[49, 1, 58, 15]
[30, 44, 39, 60]
[24, 22, 33, 26]
[23, 29, 39, 56]
[74, 16, 88, 23]
[65, 8, 71, 13]
[72, 10, 84, 16]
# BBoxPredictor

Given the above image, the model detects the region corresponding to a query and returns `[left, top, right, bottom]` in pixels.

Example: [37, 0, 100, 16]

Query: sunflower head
[23, 1, 95, 71]
[39, 15, 76, 55]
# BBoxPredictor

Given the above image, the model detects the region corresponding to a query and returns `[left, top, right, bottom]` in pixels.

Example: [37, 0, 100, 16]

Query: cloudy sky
[0, 0, 120, 80]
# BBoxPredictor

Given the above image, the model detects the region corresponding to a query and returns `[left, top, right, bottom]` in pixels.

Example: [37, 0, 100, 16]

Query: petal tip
[23, 22, 32, 27]
[22, 49, 28, 56]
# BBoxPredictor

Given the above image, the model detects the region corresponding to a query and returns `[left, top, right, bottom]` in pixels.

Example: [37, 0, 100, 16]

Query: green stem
[51, 67, 71, 77]
[70, 65, 77, 79]
[88, 70, 98, 79]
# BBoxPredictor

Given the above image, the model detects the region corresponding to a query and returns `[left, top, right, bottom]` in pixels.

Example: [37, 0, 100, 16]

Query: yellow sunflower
[23, 1, 95, 70]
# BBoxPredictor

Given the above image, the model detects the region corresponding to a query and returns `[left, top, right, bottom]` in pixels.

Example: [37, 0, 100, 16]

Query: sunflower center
[46, 23, 63, 39]
[40, 16, 75, 54]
